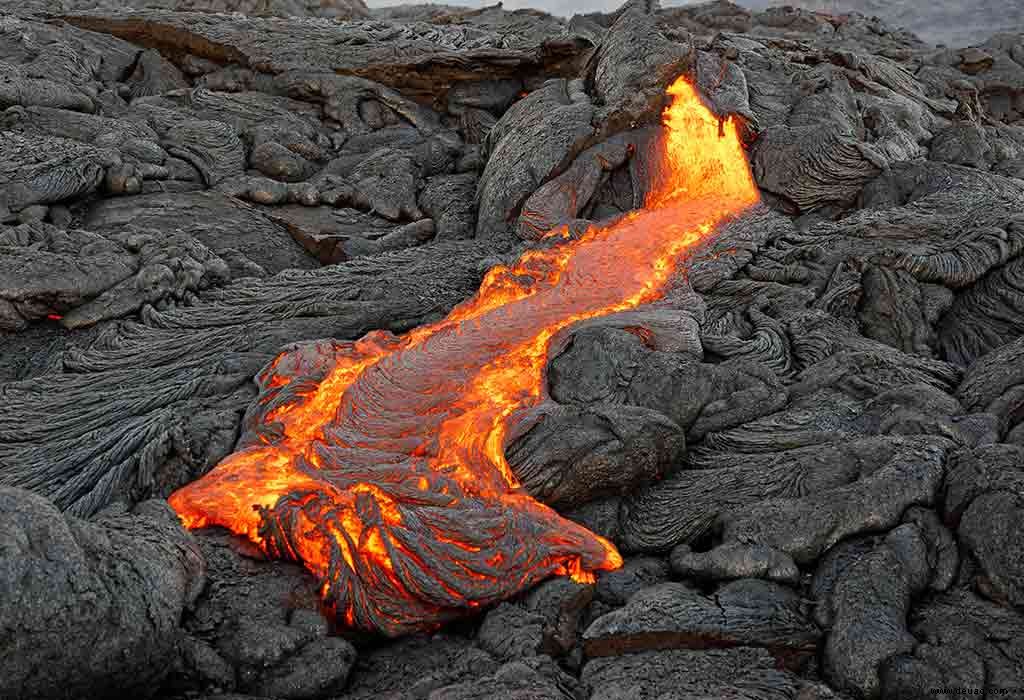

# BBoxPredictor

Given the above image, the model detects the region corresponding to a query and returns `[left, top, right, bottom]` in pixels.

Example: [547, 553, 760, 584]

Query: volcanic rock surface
[1, 0, 1023, 699]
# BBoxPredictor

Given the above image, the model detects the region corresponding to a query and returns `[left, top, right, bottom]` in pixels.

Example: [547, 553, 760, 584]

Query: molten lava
[169, 77, 759, 636]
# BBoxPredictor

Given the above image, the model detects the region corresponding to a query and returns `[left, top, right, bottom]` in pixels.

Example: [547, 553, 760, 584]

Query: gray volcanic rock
[0, 221, 231, 330]
[0, 222, 134, 330]
[619, 434, 947, 553]
[581, 646, 806, 700]
[476, 78, 595, 237]
[0, 130, 110, 212]
[84, 191, 318, 274]
[882, 588, 1024, 699]
[957, 336, 1024, 439]
[715, 438, 945, 565]
[168, 530, 356, 699]
[593, 556, 669, 606]
[515, 132, 635, 239]
[1, 104, 159, 148]
[587, 0, 695, 140]
[259, 205, 436, 264]
[58, 6, 589, 103]
[125, 48, 190, 99]
[820, 523, 932, 698]
[0, 489, 204, 700]
[670, 541, 800, 584]
[753, 123, 884, 213]
[477, 604, 547, 661]
[339, 636, 498, 699]
[546, 323, 787, 440]
[420, 173, 478, 240]
[525, 578, 597, 656]
[944, 444, 1024, 608]
[428, 659, 580, 700]
[163, 118, 246, 186]
[21, 0, 370, 18]
[739, 0, 1024, 48]
[583, 579, 820, 665]
[507, 402, 685, 509]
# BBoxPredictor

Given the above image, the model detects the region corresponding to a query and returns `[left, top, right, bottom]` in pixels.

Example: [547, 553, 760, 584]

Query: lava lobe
[168, 77, 760, 636]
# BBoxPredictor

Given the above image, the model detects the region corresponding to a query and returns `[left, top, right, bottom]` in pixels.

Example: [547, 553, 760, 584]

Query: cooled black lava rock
[0, 489, 204, 700]
[944, 444, 1024, 607]
[583, 579, 820, 667]
[170, 530, 357, 700]
[581, 646, 808, 700]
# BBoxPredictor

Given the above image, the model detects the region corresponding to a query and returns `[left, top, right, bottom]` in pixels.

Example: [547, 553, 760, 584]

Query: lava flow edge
[168, 75, 760, 636]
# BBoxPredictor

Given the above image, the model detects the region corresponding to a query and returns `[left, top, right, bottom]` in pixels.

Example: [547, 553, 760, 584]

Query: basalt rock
[339, 636, 498, 699]
[525, 571, 596, 657]
[516, 132, 636, 240]
[820, 523, 933, 698]
[593, 556, 669, 607]
[162, 118, 245, 186]
[0, 221, 231, 331]
[670, 541, 800, 584]
[168, 529, 357, 700]
[0, 489, 205, 700]
[419, 173, 477, 240]
[545, 323, 787, 442]
[881, 588, 1024, 699]
[84, 191, 318, 274]
[427, 658, 581, 700]
[59, 6, 589, 104]
[582, 579, 820, 666]
[582, 646, 806, 700]
[619, 434, 946, 553]
[2, 105, 160, 151]
[589, 0, 693, 134]
[957, 336, 1024, 438]
[0, 130, 111, 212]
[477, 603, 547, 662]
[715, 438, 946, 565]
[754, 124, 884, 213]
[506, 403, 685, 510]
[258, 205, 436, 264]
[126, 48, 190, 99]
[312, 147, 426, 222]
[476, 78, 594, 237]
[944, 444, 1024, 607]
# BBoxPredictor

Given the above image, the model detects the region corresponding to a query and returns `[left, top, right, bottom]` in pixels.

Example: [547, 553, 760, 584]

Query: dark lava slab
[60, 8, 590, 104]
[581, 646, 808, 700]
[582, 579, 820, 668]
[84, 191, 318, 274]
[0, 489, 204, 700]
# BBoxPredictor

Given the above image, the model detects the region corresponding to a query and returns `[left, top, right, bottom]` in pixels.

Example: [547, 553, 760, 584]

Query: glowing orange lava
[169, 77, 759, 636]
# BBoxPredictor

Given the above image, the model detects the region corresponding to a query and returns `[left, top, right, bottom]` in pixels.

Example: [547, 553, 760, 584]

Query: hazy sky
[367, 0, 691, 13]
[364, 0, 1023, 46]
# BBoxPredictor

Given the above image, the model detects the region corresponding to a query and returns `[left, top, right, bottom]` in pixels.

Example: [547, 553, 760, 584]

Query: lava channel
[169, 77, 760, 636]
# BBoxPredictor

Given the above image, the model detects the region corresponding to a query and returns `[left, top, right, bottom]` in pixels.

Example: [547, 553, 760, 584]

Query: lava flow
[168, 77, 759, 636]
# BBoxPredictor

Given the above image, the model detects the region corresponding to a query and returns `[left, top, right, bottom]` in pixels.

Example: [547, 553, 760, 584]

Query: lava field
[1, 1, 1023, 699]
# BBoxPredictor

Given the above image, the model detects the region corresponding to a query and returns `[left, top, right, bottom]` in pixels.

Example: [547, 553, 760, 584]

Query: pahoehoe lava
[2, 1, 1024, 699]
[168, 77, 760, 635]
